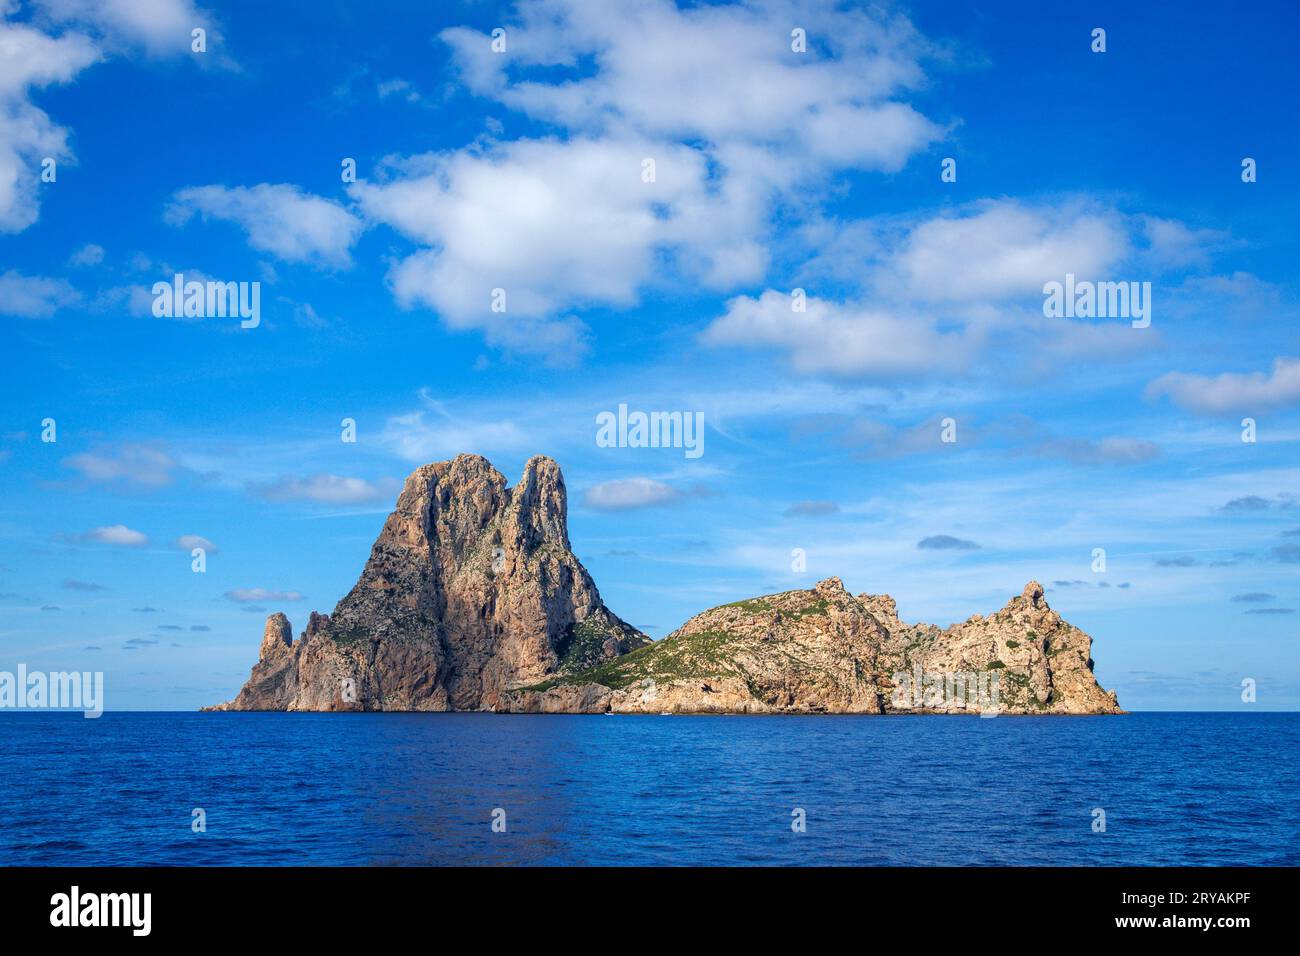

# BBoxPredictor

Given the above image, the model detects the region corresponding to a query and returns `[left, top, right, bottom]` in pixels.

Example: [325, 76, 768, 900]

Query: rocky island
[209, 455, 1121, 716]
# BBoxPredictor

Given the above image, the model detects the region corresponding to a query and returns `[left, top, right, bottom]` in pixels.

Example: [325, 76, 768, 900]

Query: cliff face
[209, 455, 649, 712]
[504, 578, 1122, 715]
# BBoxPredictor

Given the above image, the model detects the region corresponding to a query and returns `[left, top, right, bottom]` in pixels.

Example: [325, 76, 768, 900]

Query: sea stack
[208, 454, 649, 711]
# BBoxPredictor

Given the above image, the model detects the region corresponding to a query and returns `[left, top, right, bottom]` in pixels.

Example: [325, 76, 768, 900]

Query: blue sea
[1, 712, 1295, 866]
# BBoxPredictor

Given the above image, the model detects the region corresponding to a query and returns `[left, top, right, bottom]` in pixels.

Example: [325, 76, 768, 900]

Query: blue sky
[2, 0, 1298, 710]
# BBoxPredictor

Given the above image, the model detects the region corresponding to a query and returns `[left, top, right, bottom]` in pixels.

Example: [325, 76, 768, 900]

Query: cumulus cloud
[874, 200, 1130, 303]
[224, 588, 303, 603]
[439, 0, 940, 170]
[353, 136, 769, 357]
[702, 199, 1168, 378]
[347, 0, 945, 358]
[0, 270, 81, 316]
[917, 534, 980, 551]
[704, 289, 977, 377]
[256, 474, 401, 505]
[582, 477, 680, 510]
[1146, 358, 1300, 414]
[166, 183, 363, 268]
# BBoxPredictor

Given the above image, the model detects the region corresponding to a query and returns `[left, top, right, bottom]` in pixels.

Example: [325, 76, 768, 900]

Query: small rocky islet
[207, 454, 1121, 716]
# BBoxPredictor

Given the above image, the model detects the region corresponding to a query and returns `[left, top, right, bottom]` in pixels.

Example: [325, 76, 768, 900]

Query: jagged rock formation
[208, 455, 649, 712]
[209, 454, 1121, 716]
[504, 578, 1122, 715]
[217, 612, 297, 711]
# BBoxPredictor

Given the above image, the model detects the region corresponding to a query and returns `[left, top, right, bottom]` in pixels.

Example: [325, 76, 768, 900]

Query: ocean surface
[1, 712, 1295, 866]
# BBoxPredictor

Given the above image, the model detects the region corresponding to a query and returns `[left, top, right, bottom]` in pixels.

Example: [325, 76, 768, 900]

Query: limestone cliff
[504, 578, 1122, 715]
[208, 454, 649, 711]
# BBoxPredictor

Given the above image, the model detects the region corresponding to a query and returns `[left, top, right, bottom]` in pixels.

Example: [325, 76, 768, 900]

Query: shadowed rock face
[504, 578, 1122, 715]
[208, 455, 649, 712]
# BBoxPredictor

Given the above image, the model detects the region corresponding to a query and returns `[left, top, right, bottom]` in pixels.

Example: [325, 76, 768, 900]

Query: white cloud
[0, 18, 98, 94]
[582, 477, 680, 510]
[1146, 358, 1300, 415]
[68, 242, 104, 266]
[166, 183, 363, 268]
[81, 524, 149, 547]
[1139, 215, 1225, 270]
[703, 289, 978, 377]
[63, 444, 177, 487]
[353, 136, 770, 356]
[256, 474, 401, 505]
[33, 0, 220, 59]
[378, 394, 530, 462]
[874, 200, 1130, 303]
[348, 0, 944, 359]
[224, 587, 303, 603]
[174, 534, 216, 553]
[703, 199, 1176, 379]
[440, 0, 940, 171]
[376, 77, 425, 105]
[0, 20, 99, 233]
[0, 270, 80, 316]
[2, 1, 228, 234]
